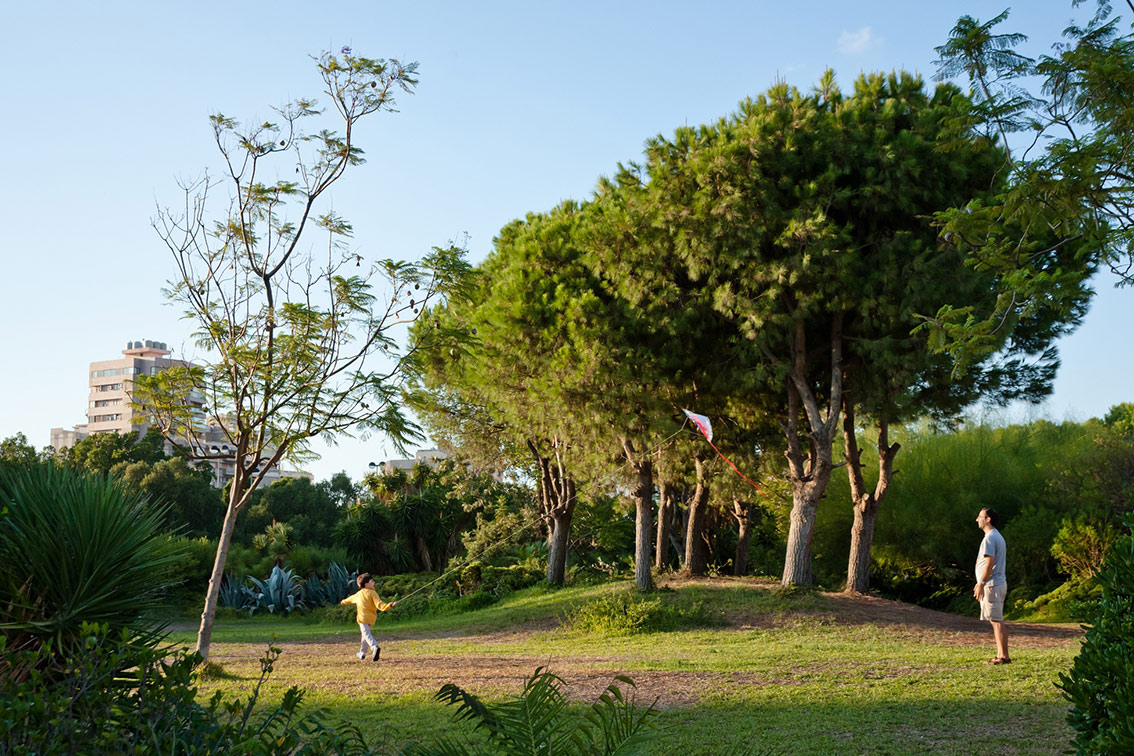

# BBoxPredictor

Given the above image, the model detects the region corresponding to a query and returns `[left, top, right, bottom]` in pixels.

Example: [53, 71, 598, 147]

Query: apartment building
[50, 339, 309, 488]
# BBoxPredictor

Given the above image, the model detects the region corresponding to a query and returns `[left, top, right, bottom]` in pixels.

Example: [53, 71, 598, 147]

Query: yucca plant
[247, 565, 305, 615]
[405, 667, 658, 756]
[0, 462, 180, 678]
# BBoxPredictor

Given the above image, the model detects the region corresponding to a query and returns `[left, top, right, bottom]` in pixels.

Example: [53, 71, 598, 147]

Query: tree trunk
[632, 459, 655, 592]
[733, 498, 752, 576]
[683, 457, 711, 576]
[843, 404, 900, 594]
[528, 439, 576, 587]
[780, 315, 844, 587]
[196, 477, 245, 660]
[416, 533, 434, 572]
[546, 505, 572, 586]
[655, 481, 674, 570]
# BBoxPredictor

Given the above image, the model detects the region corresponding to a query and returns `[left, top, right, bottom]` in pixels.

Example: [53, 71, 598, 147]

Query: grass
[172, 578, 1080, 755]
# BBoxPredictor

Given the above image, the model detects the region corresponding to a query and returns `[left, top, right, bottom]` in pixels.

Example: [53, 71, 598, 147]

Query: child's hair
[357, 572, 373, 589]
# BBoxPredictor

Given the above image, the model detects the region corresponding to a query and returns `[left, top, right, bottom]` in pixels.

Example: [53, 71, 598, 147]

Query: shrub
[1052, 512, 1119, 581]
[1058, 522, 1134, 754]
[0, 463, 181, 676]
[566, 591, 723, 635]
[0, 626, 374, 755]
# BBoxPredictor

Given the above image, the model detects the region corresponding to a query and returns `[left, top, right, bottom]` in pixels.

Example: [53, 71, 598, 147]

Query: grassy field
[171, 578, 1081, 755]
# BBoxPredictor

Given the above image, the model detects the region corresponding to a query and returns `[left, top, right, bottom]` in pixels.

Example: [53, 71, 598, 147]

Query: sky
[1, 1, 1130, 483]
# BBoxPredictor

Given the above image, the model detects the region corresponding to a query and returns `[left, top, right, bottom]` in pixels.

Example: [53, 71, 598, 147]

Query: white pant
[358, 623, 379, 655]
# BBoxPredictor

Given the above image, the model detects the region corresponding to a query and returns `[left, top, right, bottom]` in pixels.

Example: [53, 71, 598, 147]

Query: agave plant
[404, 667, 658, 756]
[218, 572, 256, 610]
[247, 565, 305, 615]
[0, 462, 180, 677]
[301, 562, 358, 608]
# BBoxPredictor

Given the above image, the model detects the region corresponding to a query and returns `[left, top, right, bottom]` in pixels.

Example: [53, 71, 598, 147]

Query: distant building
[375, 448, 450, 475]
[50, 338, 308, 488]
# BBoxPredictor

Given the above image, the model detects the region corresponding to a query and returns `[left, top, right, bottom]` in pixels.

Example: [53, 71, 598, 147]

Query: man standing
[974, 507, 1010, 664]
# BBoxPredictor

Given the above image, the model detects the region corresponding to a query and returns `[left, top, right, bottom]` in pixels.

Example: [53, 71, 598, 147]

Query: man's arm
[974, 554, 995, 600]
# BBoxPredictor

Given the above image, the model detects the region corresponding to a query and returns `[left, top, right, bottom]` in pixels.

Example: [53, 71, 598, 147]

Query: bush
[1052, 512, 1119, 581]
[0, 626, 374, 755]
[1058, 521, 1134, 754]
[566, 591, 723, 635]
[0, 463, 181, 675]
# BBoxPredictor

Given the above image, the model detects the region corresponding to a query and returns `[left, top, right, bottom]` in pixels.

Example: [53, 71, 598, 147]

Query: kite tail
[706, 438, 768, 498]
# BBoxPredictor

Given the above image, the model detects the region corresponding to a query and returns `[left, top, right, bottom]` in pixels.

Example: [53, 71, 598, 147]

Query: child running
[340, 572, 397, 661]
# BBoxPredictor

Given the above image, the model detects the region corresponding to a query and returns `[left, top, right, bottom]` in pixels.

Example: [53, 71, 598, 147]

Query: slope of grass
[177, 579, 1079, 755]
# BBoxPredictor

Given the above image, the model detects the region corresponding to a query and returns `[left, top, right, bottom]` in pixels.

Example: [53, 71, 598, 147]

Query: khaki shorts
[980, 583, 1007, 622]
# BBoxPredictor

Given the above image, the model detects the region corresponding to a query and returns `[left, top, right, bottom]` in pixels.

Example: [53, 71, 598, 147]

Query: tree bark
[732, 498, 752, 576]
[843, 402, 900, 594]
[621, 437, 655, 592]
[781, 314, 844, 587]
[683, 457, 711, 576]
[529, 439, 576, 586]
[416, 533, 434, 572]
[655, 481, 674, 570]
[196, 470, 248, 660]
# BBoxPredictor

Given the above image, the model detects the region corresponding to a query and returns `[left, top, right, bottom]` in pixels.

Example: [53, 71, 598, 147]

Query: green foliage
[1058, 521, 1134, 754]
[1052, 512, 1120, 581]
[251, 521, 295, 565]
[408, 667, 659, 756]
[114, 456, 222, 537]
[237, 476, 343, 548]
[0, 628, 374, 755]
[566, 591, 723, 635]
[0, 463, 180, 669]
[0, 432, 44, 466]
[58, 430, 166, 476]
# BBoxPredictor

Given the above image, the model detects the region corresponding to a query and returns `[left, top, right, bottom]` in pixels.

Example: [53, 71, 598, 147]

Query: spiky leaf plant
[0, 462, 180, 678]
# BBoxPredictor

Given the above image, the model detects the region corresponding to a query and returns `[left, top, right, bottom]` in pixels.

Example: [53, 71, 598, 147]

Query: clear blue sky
[1, 1, 1129, 482]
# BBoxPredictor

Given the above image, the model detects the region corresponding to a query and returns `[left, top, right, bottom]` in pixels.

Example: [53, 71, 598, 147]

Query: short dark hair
[982, 508, 1000, 527]
[357, 572, 372, 588]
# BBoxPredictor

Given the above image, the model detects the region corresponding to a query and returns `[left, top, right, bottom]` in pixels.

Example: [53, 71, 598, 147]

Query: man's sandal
[984, 657, 1012, 665]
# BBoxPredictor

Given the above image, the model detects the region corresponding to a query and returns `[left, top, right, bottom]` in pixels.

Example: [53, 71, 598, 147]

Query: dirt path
[202, 585, 1083, 709]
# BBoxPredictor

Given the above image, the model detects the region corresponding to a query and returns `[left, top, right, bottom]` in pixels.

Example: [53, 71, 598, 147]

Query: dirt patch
[200, 581, 1082, 709]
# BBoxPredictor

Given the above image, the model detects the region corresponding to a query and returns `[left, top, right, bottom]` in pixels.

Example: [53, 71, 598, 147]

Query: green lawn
[172, 579, 1080, 755]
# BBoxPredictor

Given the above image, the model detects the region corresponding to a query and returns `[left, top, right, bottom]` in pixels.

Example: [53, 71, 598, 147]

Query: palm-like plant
[0, 463, 179, 677]
[404, 667, 658, 756]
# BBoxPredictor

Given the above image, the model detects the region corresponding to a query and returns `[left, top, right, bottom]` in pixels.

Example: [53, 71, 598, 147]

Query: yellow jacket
[340, 587, 392, 625]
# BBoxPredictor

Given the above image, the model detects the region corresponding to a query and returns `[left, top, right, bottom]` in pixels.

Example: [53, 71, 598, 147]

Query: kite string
[389, 515, 544, 602]
[704, 437, 769, 498]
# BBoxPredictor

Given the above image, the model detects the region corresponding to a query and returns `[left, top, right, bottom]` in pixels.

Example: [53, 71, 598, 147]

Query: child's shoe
[371, 646, 381, 661]
[356, 651, 366, 660]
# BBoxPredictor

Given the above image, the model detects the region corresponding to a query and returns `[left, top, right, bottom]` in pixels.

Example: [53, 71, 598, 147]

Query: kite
[682, 409, 767, 497]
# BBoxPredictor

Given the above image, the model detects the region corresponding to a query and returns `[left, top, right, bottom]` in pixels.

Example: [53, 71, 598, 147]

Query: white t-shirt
[975, 528, 1007, 587]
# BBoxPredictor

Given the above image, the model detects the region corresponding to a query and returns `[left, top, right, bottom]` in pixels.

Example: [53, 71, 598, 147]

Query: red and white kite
[682, 408, 767, 497]
[682, 409, 713, 443]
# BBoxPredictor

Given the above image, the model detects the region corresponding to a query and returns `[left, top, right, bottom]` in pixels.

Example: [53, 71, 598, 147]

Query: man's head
[976, 508, 999, 530]
[357, 572, 374, 589]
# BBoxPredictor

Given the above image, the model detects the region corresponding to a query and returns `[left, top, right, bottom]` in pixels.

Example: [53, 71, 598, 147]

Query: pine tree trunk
[780, 316, 843, 587]
[655, 482, 674, 570]
[683, 458, 711, 576]
[842, 407, 899, 594]
[547, 509, 571, 586]
[733, 499, 752, 576]
[633, 460, 655, 592]
[845, 501, 878, 593]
